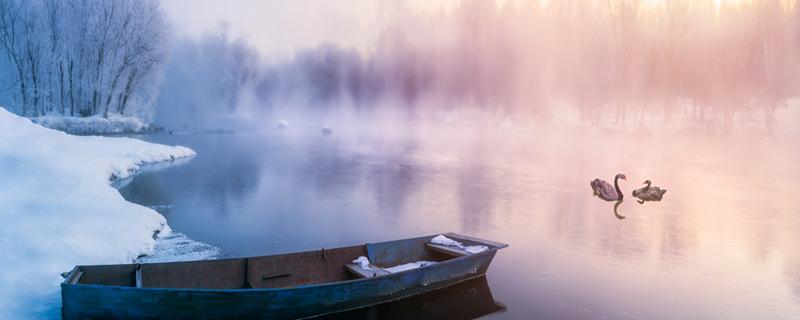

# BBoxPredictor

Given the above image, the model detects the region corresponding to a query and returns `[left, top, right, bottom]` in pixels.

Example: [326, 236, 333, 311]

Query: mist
[154, 0, 800, 132]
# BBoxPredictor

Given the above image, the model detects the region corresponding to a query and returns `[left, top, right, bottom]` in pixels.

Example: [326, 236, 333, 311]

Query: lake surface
[120, 110, 800, 319]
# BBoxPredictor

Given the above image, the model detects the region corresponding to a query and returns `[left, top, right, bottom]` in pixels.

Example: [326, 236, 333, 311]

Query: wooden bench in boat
[425, 243, 472, 257]
[344, 263, 390, 278]
[345, 242, 476, 278]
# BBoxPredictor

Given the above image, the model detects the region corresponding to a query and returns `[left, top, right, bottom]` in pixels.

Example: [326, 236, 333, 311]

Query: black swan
[632, 180, 667, 204]
[590, 173, 626, 201]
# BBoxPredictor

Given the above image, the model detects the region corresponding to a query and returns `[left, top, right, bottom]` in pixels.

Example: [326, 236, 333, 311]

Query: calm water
[120, 112, 800, 319]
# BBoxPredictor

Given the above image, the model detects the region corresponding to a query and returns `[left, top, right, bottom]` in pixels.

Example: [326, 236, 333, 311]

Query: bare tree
[0, 0, 166, 119]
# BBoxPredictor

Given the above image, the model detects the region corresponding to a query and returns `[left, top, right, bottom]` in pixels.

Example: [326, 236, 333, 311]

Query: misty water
[119, 108, 800, 319]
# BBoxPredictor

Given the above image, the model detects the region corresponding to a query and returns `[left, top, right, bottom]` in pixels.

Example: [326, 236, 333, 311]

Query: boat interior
[64, 234, 505, 290]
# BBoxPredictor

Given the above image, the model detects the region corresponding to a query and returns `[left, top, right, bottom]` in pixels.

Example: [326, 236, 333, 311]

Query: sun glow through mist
[156, 0, 800, 128]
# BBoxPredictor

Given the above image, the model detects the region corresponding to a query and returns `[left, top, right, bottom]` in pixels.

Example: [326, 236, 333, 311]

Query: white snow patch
[352, 256, 437, 273]
[464, 245, 489, 254]
[31, 114, 151, 134]
[431, 235, 488, 254]
[0, 107, 195, 319]
[431, 235, 463, 247]
[136, 230, 220, 263]
[383, 261, 437, 273]
[353, 256, 371, 270]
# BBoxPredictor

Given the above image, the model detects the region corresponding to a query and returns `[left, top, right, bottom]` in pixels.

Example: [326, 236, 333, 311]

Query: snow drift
[31, 115, 152, 135]
[0, 107, 195, 318]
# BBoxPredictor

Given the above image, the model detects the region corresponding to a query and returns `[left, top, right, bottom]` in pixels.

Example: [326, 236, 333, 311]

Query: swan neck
[614, 176, 623, 200]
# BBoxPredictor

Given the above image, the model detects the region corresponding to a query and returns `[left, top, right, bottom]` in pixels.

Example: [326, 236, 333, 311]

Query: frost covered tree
[154, 25, 259, 129]
[0, 0, 167, 119]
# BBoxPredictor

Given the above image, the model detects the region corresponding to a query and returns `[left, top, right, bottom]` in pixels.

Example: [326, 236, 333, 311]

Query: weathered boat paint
[313, 275, 505, 319]
[61, 233, 507, 319]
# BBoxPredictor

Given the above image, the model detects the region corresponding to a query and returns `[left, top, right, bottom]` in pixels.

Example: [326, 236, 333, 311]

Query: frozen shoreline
[0, 107, 199, 318]
[30, 114, 156, 135]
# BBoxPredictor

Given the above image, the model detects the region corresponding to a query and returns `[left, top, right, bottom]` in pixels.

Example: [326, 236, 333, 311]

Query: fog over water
[120, 1, 800, 319]
[156, 0, 800, 131]
[122, 104, 800, 319]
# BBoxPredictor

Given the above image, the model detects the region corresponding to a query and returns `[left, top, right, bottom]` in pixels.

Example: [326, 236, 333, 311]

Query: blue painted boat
[315, 275, 506, 319]
[61, 233, 508, 319]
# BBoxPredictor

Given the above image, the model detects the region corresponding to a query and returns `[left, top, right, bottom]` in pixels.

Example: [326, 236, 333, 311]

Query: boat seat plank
[344, 264, 389, 278]
[426, 243, 471, 257]
[67, 270, 83, 285]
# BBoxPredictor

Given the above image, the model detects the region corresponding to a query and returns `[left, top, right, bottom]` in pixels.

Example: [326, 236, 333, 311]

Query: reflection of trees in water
[782, 201, 800, 303]
[656, 211, 694, 264]
[202, 138, 263, 219]
[597, 210, 649, 259]
[150, 135, 264, 219]
[366, 159, 419, 219]
[456, 145, 497, 234]
[119, 173, 174, 214]
[549, 189, 590, 244]
[353, 136, 420, 219]
[300, 144, 363, 200]
[785, 247, 800, 303]
[294, 136, 422, 221]
[546, 182, 650, 259]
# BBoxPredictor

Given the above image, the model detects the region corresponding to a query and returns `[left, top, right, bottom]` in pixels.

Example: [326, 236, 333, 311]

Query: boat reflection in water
[314, 276, 505, 320]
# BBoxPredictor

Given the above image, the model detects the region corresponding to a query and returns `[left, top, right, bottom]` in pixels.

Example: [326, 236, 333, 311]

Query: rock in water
[277, 120, 290, 129]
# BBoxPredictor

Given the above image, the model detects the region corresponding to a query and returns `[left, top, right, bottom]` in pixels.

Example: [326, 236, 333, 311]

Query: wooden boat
[61, 233, 508, 319]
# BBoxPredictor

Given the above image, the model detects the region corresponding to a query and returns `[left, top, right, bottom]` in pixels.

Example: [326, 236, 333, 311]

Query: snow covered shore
[30, 114, 154, 135]
[0, 107, 195, 318]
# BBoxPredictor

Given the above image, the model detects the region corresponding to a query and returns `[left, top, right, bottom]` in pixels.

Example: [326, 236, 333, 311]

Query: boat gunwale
[62, 233, 508, 293]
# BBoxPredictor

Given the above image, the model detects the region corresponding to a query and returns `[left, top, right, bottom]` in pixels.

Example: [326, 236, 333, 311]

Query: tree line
[3, 0, 798, 125]
[159, 0, 800, 126]
[0, 0, 166, 118]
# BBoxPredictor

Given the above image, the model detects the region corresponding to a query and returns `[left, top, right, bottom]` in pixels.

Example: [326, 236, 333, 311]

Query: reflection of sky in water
[121, 110, 800, 319]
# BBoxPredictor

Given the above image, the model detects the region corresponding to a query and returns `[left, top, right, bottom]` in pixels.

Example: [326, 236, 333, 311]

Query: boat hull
[62, 249, 497, 319]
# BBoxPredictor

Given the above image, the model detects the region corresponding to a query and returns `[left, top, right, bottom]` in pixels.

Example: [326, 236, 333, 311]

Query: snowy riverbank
[30, 114, 155, 135]
[0, 107, 195, 318]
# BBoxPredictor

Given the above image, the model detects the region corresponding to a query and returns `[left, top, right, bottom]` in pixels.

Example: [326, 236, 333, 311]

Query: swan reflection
[613, 200, 625, 220]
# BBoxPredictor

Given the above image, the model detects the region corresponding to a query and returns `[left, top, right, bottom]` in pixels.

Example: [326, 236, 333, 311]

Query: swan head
[642, 180, 651, 185]
[615, 173, 627, 181]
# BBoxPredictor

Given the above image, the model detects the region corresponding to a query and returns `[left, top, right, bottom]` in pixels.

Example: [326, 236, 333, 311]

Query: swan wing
[636, 187, 666, 201]
[591, 179, 618, 200]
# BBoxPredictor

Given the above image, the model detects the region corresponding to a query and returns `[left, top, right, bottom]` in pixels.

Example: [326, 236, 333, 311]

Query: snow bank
[31, 114, 151, 135]
[136, 231, 220, 264]
[0, 107, 195, 318]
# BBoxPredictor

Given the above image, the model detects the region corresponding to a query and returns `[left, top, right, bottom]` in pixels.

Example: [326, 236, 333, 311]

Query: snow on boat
[61, 233, 508, 319]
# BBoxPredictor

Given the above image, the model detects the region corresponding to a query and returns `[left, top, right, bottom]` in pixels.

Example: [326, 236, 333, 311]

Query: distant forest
[2, 0, 799, 123]
[158, 0, 800, 125]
